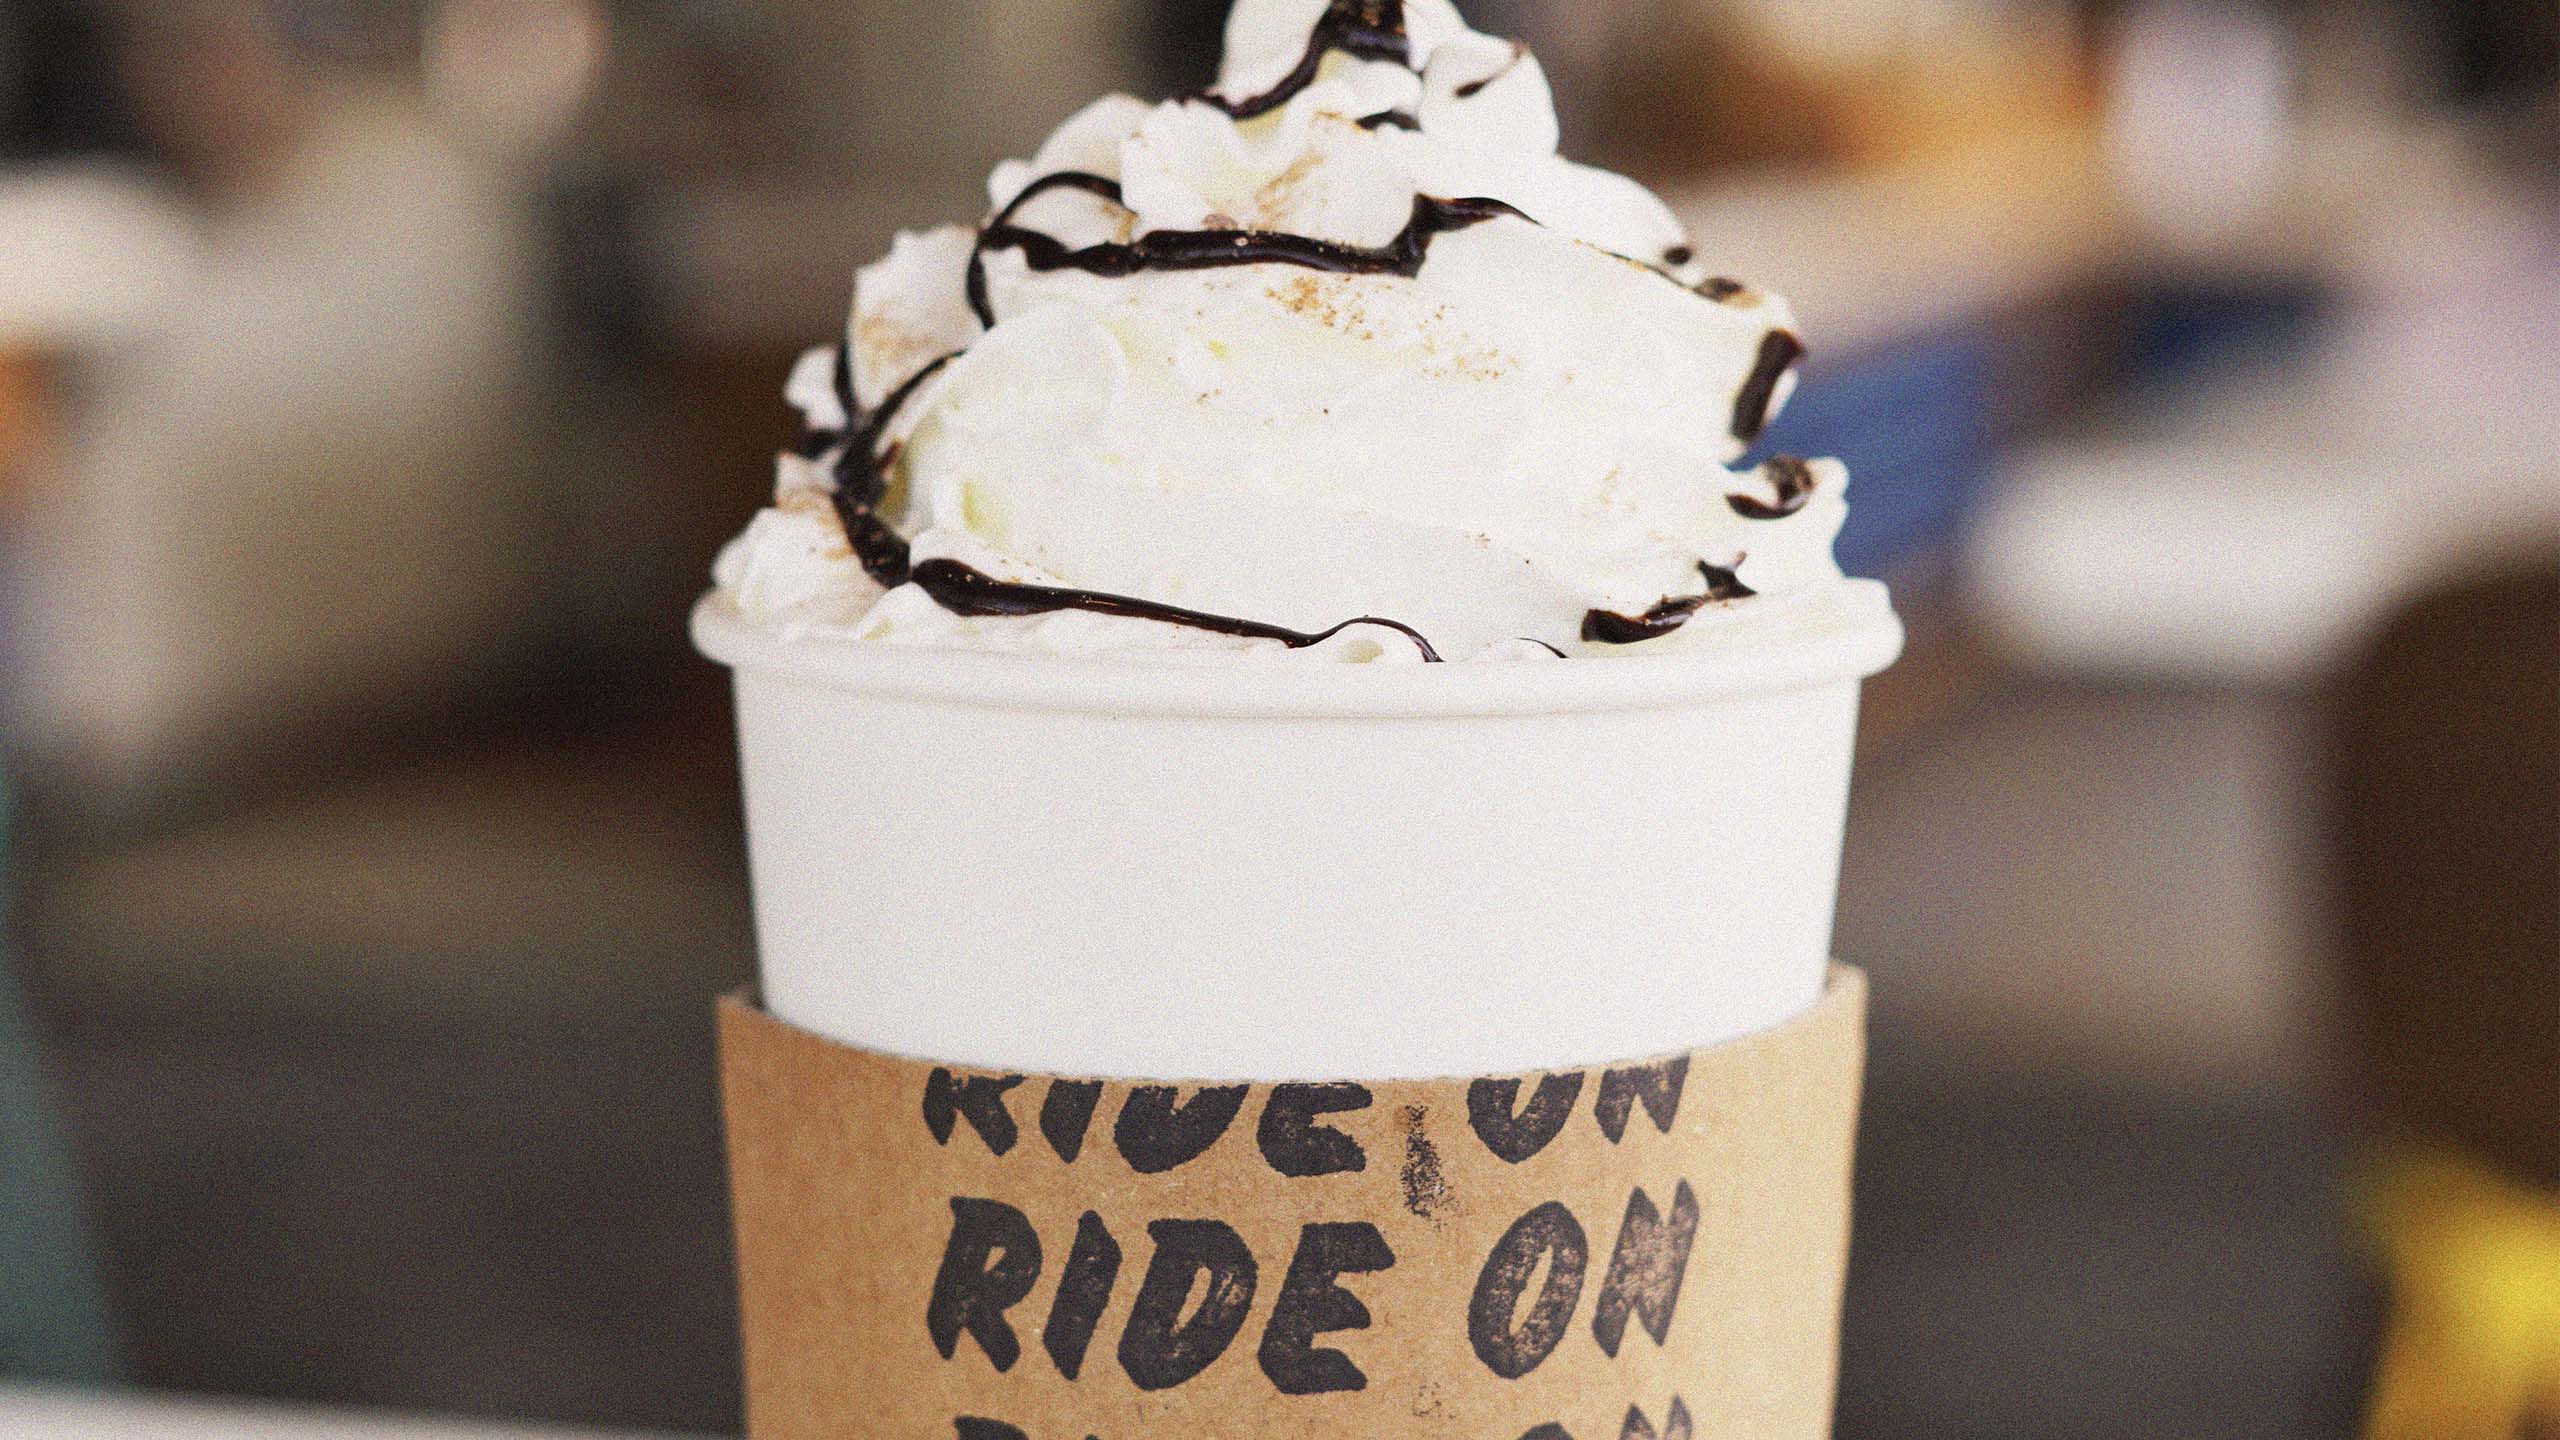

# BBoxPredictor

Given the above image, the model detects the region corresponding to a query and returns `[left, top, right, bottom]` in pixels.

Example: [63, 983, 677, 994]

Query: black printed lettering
[1113, 1085, 1250, 1174]
[1041, 1211, 1122, 1381]
[926, 1198, 1043, 1371]
[1592, 1183, 1701, 1357]
[1117, 1219, 1258, 1390]
[1039, 1080, 1106, 1163]
[1257, 1084, 1373, 1178]
[1257, 1222, 1395, 1395]
[954, 1419, 1097, 1440]
[1619, 1398, 1695, 1440]
[925, 1071, 1026, 1155]
[1468, 1201, 1589, 1379]
[1466, 1073, 1585, 1164]
[1594, 1057, 1690, 1143]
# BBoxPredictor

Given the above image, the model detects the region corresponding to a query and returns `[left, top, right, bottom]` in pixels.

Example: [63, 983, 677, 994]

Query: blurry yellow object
[1728, 0, 2092, 167]
[2363, 1145, 2560, 1440]
[0, 350, 48, 502]
[1596, 0, 2094, 181]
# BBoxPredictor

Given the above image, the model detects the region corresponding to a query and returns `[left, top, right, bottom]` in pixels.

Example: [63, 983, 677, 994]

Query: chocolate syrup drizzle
[859, 162, 1525, 660]
[797, 2, 1810, 661]
[1733, 330, 1806, 444]
[1196, 0, 1413, 121]
[1728, 455, 1818, 520]
[1453, 40, 1529, 98]
[1186, 1, 1706, 300]
[910, 560, 1444, 660]
[1582, 563, 1757, 646]
[967, 170, 1528, 331]
[820, 356, 1443, 660]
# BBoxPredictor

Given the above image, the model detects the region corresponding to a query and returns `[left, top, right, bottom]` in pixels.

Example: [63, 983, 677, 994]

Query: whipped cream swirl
[714, 0, 1877, 662]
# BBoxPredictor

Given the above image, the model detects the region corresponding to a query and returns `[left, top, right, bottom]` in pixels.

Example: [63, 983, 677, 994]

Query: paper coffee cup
[692, 592, 1903, 1081]
[697, 592, 1900, 1439]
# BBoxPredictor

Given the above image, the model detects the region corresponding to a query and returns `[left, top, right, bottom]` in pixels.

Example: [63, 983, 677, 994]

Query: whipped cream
[713, 0, 1882, 662]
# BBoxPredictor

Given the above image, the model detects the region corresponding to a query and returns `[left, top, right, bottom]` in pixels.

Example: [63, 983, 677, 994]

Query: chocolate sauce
[790, 342, 862, 459]
[969, 171, 1529, 330]
[829, 333, 856, 417]
[1728, 455, 1817, 521]
[1700, 559, 1756, 602]
[1731, 330, 1805, 443]
[1197, 0, 1411, 122]
[1583, 595, 1708, 646]
[819, 341, 1446, 660]
[826, 352, 956, 587]
[1581, 562, 1755, 645]
[911, 559, 1443, 661]
[801, 11, 1794, 662]
[1453, 40, 1528, 98]
[840, 505, 919, 591]
[1189, 10, 1699, 297]
[965, 170, 1120, 328]
[1697, 276, 1746, 302]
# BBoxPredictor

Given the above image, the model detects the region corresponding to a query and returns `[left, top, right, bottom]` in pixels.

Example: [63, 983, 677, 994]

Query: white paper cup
[694, 589, 1901, 1081]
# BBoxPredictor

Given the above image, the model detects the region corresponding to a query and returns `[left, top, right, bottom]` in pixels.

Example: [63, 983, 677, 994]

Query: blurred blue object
[0, 764, 119, 1384]
[1753, 324, 2002, 580]
[2124, 280, 2330, 388]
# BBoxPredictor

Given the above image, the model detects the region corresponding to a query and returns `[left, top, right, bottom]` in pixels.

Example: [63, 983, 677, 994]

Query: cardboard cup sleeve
[719, 968, 1868, 1440]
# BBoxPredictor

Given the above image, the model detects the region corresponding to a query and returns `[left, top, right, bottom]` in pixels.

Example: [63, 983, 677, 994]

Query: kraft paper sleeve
[718, 968, 1867, 1440]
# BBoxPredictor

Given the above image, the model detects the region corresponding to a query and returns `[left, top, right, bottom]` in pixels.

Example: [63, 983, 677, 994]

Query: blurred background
[1, 1, 2553, 1436]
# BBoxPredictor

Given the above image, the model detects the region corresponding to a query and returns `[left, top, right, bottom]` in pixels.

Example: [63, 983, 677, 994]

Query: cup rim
[692, 581, 1903, 718]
